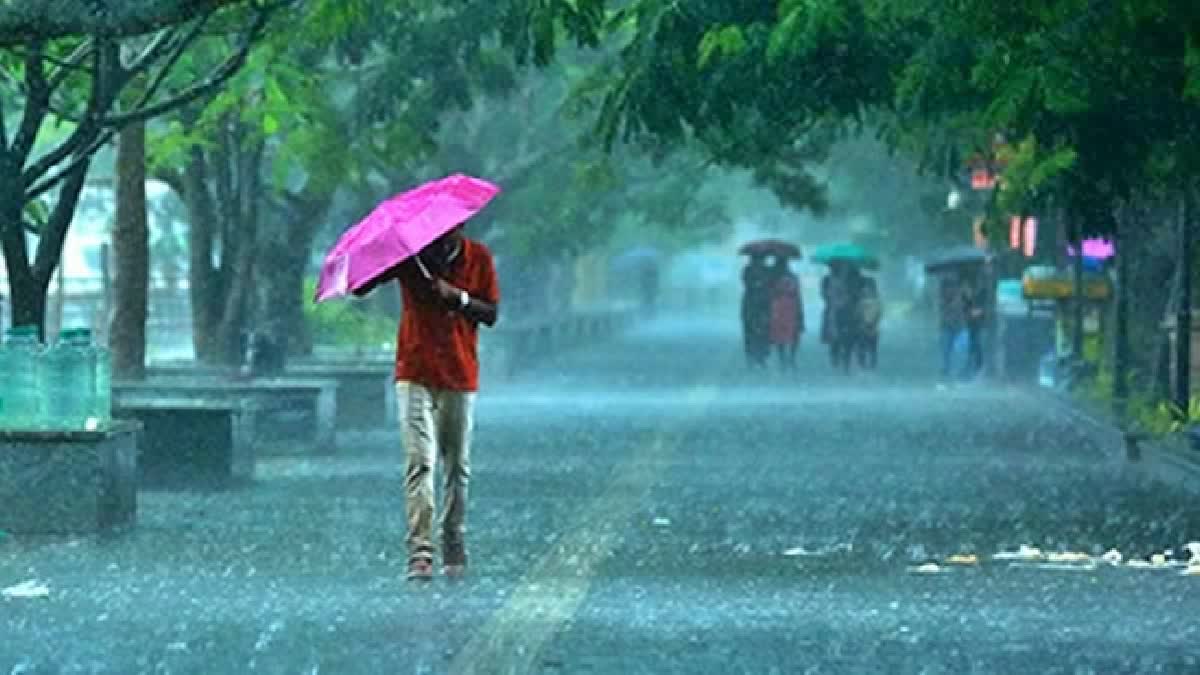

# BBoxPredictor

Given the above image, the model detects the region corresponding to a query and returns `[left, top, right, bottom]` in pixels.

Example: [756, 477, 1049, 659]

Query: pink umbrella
[314, 173, 500, 303]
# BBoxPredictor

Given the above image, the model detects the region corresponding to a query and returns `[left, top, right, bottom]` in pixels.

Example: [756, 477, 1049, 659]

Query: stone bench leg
[0, 427, 138, 534]
[138, 410, 244, 487]
[231, 406, 257, 480]
[315, 388, 338, 452]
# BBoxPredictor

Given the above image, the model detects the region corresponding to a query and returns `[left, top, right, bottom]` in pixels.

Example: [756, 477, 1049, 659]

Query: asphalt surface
[2, 310, 1199, 674]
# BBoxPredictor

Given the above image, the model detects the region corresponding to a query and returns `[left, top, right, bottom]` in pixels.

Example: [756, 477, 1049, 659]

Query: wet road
[3, 312, 1199, 674]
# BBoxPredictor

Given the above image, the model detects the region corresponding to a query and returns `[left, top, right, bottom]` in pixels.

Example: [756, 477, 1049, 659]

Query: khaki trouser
[396, 381, 475, 563]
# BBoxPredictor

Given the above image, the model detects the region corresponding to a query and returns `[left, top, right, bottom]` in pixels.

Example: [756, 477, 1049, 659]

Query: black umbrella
[924, 246, 990, 274]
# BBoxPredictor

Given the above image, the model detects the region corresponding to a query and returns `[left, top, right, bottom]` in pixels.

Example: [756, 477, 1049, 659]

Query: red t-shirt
[393, 239, 499, 391]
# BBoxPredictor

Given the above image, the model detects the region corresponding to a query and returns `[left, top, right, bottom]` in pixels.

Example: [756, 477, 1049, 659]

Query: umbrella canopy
[314, 174, 500, 303]
[810, 242, 879, 270]
[924, 245, 990, 274]
[738, 239, 802, 258]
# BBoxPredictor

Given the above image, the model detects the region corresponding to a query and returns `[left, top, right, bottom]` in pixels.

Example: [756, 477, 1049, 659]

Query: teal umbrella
[811, 242, 880, 270]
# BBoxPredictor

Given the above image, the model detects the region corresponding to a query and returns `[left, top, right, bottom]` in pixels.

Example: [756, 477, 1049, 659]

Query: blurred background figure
[768, 255, 804, 370]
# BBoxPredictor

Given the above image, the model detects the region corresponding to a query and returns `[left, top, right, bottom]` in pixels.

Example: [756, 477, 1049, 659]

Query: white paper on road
[2, 580, 50, 599]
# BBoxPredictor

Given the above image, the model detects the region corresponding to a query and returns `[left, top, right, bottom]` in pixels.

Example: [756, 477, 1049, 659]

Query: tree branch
[25, 128, 115, 201]
[25, 3, 277, 198]
[118, 17, 215, 116]
[0, 0, 251, 47]
[47, 40, 95, 90]
[12, 42, 50, 164]
[100, 4, 274, 127]
[23, 44, 110, 186]
[32, 156, 90, 287]
[152, 166, 185, 195]
[121, 26, 180, 74]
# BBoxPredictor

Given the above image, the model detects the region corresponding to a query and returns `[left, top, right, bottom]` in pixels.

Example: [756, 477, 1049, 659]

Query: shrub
[302, 278, 395, 349]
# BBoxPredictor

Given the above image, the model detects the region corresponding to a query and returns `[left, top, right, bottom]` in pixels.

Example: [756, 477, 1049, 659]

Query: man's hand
[430, 276, 498, 326]
[434, 278, 465, 306]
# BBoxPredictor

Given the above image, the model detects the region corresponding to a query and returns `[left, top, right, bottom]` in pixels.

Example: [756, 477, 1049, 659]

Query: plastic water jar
[0, 326, 46, 429]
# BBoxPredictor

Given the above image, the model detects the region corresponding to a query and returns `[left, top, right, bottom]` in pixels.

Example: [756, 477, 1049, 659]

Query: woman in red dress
[768, 256, 804, 369]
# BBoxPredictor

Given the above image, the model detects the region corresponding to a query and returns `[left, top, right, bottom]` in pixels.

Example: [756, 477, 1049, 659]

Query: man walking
[961, 275, 987, 378]
[358, 223, 499, 580]
[938, 275, 965, 378]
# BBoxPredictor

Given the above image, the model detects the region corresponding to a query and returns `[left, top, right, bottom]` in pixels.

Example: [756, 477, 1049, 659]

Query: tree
[397, 54, 747, 314]
[555, 1, 905, 213]
[110, 122, 148, 378]
[886, 0, 1200, 408]
[146, 0, 606, 364]
[0, 1, 255, 45]
[0, 1, 281, 334]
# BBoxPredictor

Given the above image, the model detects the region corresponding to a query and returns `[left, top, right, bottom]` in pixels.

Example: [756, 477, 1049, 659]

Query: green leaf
[698, 26, 747, 69]
[263, 113, 280, 135]
[767, 8, 802, 64]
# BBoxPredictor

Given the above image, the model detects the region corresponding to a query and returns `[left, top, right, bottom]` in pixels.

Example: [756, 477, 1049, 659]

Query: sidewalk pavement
[1035, 384, 1200, 493]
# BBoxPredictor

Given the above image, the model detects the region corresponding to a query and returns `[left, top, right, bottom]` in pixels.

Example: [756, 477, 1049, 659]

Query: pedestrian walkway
[2, 312, 1198, 673]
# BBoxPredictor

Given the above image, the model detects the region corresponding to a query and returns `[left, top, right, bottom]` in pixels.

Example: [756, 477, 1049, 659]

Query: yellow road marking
[450, 385, 718, 674]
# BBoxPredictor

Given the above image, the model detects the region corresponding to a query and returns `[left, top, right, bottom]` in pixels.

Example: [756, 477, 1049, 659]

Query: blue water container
[45, 327, 94, 429]
[0, 325, 46, 429]
[92, 336, 111, 429]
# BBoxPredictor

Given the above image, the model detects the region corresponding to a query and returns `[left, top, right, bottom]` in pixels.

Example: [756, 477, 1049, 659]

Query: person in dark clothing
[961, 275, 987, 378]
[741, 254, 772, 368]
[822, 262, 863, 373]
[938, 275, 965, 378]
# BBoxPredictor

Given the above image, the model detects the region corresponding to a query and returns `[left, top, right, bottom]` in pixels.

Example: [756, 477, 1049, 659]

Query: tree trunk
[262, 196, 329, 358]
[6, 269, 45, 335]
[0, 162, 39, 333]
[1177, 189, 1194, 413]
[1069, 218, 1085, 360]
[1113, 205, 1132, 418]
[179, 148, 223, 362]
[110, 122, 150, 379]
[0, 156, 87, 340]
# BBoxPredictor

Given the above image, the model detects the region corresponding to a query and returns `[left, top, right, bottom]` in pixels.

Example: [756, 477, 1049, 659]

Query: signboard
[1066, 237, 1115, 260]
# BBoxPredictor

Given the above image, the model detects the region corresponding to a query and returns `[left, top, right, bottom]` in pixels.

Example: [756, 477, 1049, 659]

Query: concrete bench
[149, 362, 395, 430]
[0, 422, 140, 534]
[114, 377, 339, 455]
[286, 363, 396, 429]
[113, 396, 258, 486]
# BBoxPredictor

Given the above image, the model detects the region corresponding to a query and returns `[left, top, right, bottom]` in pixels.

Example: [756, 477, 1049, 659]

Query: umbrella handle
[414, 255, 433, 280]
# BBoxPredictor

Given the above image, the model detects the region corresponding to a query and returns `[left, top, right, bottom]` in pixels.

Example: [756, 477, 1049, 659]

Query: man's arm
[352, 267, 399, 297]
[433, 279, 499, 327]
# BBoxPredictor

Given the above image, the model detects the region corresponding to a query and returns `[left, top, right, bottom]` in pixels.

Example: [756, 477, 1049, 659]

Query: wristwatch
[459, 290, 470, 309]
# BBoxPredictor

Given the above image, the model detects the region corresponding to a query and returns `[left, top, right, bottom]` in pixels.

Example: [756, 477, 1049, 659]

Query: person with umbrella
[812, 243, 878, 373]
[739, 240, 801, 369]
[924, 248, 991, 379]
[937, 273, 966, 379]
[856, 275, 882, 370]
[740, 253, 772, 368]
[768, 255, 804, 370]
[959, 267, 991, 379]
[317, 174, 501, 581]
